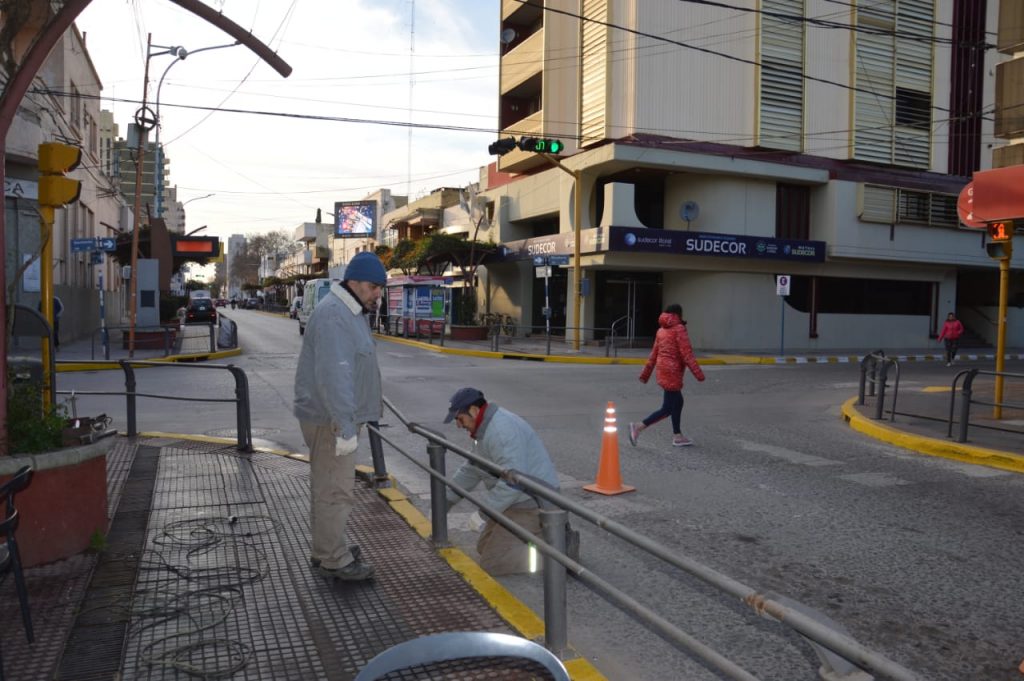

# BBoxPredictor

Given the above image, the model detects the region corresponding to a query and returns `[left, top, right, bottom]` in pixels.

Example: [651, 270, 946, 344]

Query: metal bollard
[874, 361, 889, 420]
[208, 322, 216, 352]
[427, 440, 448, 545]
[540, 508, 568, 655]
[957, 370, 977, 443]
[366, 421, 390, 488]
[119, 360, 137, 436]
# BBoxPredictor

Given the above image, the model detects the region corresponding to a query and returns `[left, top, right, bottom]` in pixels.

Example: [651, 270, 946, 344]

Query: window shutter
[580, 0, 608, 147]
[759, 0, 805, 151]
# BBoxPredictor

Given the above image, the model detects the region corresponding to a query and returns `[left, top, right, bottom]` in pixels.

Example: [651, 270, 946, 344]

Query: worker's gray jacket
[447, 404, 560, 512]
[293, 283, 382, 439]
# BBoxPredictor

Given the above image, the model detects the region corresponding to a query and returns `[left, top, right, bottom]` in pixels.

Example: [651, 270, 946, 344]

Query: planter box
[449, 325, 489, 341]
[0, 438, 113, 567]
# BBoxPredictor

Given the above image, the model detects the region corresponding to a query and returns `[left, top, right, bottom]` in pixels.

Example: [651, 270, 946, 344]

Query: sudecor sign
[496, 227, 825, 263]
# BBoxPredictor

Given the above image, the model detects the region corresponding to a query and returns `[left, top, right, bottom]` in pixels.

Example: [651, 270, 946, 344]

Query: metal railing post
[857, 356, 869, 405]
[227, 366, 253, 451]
[209, 322, 215, 352]
[874, 361, 889, 420]
[541, 508, 568, 655]
[119, 360, 137, 436]
[427, 439, 448, 545]
[366, 421, 389, 487]
[958, 370, 977, 443]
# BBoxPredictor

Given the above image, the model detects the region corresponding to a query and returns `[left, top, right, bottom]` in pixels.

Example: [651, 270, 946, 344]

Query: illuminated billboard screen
[335, 201, 376, 238]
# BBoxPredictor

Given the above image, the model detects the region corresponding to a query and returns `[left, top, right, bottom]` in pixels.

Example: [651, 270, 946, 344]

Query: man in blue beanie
[293, 251, 387, 581]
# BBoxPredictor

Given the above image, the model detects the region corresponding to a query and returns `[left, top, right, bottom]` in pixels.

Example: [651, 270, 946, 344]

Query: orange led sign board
[171, 236, 219, 256]
[987, 221, 1013, 242]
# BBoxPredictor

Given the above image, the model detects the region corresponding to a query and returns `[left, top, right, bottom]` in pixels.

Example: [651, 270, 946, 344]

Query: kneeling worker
[443, 387, 561, 576]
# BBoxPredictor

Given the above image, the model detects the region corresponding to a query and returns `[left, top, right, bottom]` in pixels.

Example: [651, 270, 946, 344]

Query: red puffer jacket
[639, 313, 705, 391]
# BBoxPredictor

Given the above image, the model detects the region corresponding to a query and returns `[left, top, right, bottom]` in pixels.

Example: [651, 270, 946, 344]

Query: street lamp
[154, 42, 238, 218]
[182, 192, 215, 207]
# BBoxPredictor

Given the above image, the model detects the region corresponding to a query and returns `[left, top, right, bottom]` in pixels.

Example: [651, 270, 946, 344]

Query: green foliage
[7, 378, 66, 453]
[88, 530, 108, 553]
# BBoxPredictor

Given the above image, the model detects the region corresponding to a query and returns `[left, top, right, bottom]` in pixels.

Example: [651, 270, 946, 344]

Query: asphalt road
[58, 310, 1024, 681]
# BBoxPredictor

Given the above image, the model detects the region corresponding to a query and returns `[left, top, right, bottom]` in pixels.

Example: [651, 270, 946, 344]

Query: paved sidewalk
[0, 436, 590, 680]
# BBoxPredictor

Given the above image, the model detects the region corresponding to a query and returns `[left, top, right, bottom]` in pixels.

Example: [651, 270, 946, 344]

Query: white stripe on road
[838, 471, 912, 487]
[736, 439, 842, 467]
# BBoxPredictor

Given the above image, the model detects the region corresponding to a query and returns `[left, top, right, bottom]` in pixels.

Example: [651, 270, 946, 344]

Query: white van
[297, 278, 332, 335]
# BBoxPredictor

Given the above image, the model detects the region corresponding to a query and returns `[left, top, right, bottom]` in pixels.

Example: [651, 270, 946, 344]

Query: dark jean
[642, 390, 684, 434]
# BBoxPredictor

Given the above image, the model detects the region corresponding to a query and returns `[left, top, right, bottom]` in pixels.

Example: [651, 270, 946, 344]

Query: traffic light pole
[994, 254, 1009, 419]
[537, 154, 583, 351]
[39, 206, 55, 406]
[128, 34, 155, 359]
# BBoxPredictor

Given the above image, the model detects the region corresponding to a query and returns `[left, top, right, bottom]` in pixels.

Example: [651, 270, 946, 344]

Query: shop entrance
[531, 267, 568, 336]
[594, 272, 663, 342]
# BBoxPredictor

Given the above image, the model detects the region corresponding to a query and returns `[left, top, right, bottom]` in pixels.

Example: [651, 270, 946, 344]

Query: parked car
[185, 299, 218, 324]
[244, 297, 261, 309]
[214, 298, 228, 308]
[298, 279, 332, 335]
[289, 296, 303, 319]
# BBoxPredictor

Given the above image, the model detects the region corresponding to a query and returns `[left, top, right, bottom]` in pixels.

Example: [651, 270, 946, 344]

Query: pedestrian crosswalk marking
[736, 439, 841, 467]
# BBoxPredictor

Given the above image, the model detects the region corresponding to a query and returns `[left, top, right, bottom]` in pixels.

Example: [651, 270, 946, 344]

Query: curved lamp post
[154, 42, 238, 218]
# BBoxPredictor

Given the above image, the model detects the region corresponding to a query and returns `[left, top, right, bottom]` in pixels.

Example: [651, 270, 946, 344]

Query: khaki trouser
[301, 421, 356, 570]
[477, 503, 542, 576]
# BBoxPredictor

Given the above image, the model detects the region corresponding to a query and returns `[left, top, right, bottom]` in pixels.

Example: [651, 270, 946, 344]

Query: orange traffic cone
[583, 401, 636, 496]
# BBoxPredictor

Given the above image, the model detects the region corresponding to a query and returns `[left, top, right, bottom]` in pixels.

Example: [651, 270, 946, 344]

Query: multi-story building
[226, 233, 246, 298]
[4, 18, 129, 343]
[480, 1, 1020, 351]
[113, 124, 168, 225]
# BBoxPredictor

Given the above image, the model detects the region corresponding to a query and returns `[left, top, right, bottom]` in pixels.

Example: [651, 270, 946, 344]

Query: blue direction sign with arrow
[71, 238, 96, 253]
[549, 255, 570, 266]
[98, 237, 116, 252]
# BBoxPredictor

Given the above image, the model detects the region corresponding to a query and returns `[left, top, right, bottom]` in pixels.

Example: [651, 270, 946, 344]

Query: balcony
[500, 28, 543, 95]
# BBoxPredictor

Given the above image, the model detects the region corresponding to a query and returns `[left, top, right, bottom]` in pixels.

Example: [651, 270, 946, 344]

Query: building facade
[4, 16, 129, 344]
[479, 0, 1021, 352]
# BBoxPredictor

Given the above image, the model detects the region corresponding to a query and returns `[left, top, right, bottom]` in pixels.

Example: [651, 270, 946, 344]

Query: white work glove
[467, 511, 486, 532]
[336, 435, 358, 457]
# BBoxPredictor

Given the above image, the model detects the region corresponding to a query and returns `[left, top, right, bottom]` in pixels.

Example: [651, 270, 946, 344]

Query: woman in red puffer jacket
[628, 304, 705, 447]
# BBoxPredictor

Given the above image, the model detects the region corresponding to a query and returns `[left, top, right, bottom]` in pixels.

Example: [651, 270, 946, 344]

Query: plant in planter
[7, 378, 65, 454]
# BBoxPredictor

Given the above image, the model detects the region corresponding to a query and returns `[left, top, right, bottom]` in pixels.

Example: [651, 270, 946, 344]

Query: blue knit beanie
[343, 252, 387, 285]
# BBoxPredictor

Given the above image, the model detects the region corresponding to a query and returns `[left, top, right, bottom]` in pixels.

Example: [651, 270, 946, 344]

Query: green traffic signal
[515, 137, 565, 154]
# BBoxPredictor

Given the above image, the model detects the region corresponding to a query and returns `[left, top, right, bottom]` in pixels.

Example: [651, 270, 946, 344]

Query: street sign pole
[98, 267, 109, 360]
[776, 275, 791, 356]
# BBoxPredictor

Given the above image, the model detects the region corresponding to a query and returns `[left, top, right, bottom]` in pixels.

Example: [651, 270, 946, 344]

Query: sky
[75, 0, 500, 251]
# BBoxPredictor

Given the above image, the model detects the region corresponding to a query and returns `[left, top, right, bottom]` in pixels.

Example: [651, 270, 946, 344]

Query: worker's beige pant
[301, 421, 356, 570]
[477, 503, 541, 576]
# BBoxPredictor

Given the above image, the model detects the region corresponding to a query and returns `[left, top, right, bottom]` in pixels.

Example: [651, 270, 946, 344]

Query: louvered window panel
[859, 184, 897, 223]
[929, 194, 958, 228]
[580, 0, 608, 147]
[854, 0, 933, 167]
[758, 0, 804, 151]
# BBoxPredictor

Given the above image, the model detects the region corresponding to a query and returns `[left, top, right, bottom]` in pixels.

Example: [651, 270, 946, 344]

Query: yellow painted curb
[840, 397, 1024, 474]
[57, 347, 242, 372]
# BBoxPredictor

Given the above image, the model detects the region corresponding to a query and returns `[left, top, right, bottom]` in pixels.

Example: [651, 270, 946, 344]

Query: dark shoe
[311, 545, 360, 568]
[628, 422, 640, 447]
[318, 558, 375, 581]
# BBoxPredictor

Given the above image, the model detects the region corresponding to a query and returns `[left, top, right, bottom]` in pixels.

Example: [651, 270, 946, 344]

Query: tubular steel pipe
[426, 440, 449, 546]
[540, 508, 568, 655]
[959, 369, 978, 443]
[366, 421, 389, 488]
[381, 396, 922, 681]
[119, 361, 137, 436]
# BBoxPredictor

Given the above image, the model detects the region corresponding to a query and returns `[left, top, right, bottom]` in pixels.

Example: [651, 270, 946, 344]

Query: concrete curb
[840, 397, 1024, 474]
[142, 432, 607, 680]
[57, 347, 243, 372]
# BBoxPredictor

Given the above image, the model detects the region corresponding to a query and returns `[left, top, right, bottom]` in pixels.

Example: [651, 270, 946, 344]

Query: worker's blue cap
[343, 252, 387, 286]
[444, 387, 485, 423]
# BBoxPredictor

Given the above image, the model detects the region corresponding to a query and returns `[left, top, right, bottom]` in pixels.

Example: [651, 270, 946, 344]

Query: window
[70, 82, 81, 131]
[859, 184, 958, 228]
[758, 0, 805, 151]
[787, 275, 931, 315]
[854, 0, 934, 168]
[775, 183, 810, 240]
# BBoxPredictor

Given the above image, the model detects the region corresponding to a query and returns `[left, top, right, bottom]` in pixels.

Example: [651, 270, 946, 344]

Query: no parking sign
[776, 275, 791, 296]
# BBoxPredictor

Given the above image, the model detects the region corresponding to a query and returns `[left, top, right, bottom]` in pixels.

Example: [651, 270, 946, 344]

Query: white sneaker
[672, 435, 693, 447]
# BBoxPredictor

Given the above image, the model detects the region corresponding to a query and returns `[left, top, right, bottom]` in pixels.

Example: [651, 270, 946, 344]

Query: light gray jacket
[293, 283, 382, 439]
[447, 404, 560, 512]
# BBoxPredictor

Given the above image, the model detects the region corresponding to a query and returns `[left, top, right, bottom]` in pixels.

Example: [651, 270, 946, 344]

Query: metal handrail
[54, 359, 252, 451]
[89, 323, 180, 360]
[371, 396, 921, 681]
[858, 351, 901, 421]
[607, 315, 631, 358]
[951, 368, 1024, 443]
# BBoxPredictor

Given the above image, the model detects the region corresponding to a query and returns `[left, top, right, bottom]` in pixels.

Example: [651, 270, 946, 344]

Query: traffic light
[985, 220, 1014, 259]
[516, 137, 565, 154]
[38, 142, 82, 208]
[488, 138, 517, 156]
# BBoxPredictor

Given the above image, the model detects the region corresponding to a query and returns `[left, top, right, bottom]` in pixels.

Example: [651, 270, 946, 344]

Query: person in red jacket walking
[937, 311, 965, 366]
[629, 304, 705, 447]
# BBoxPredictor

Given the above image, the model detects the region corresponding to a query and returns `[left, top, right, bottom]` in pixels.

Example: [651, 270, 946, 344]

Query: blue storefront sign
[497, 226, 825, 263]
